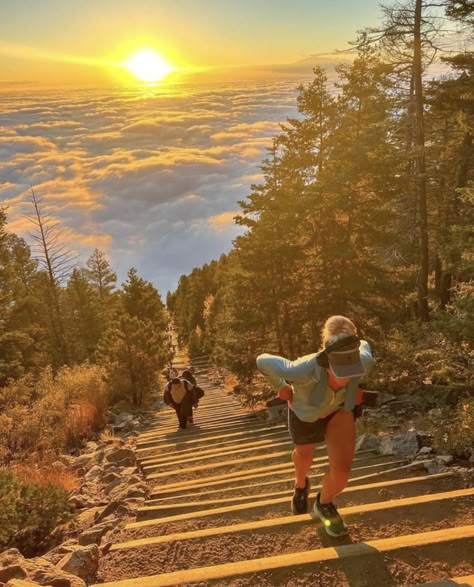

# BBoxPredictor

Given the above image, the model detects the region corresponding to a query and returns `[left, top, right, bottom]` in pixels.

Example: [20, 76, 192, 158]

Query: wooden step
[150, 451, 385, 496]
[93, 525, 474, 587]
[115, 486, 472, 551]
[144, 459, 406, 505]
[141, 439, 297, 472]
[138, 429, 290, 463]
[137, 419, 269, 446]
[136, 424, 285, 453]
[127, 472, 456, 531]
[146, 448, 292, 480]
[410, 576, 474, 586]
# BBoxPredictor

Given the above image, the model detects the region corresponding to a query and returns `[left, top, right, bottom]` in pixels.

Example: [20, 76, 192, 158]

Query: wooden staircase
[95, 357, 474, 587]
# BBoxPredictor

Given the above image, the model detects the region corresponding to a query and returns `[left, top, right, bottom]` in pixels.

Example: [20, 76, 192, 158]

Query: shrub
[432, 398, 474, 459]
[0, 364, 109, 464]
[0, 468, 72, 549]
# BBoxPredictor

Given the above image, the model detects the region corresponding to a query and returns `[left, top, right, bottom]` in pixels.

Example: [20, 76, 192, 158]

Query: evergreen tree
[85, 249, 117, 302]
[97, 315, 169, 407]
[65, 269, 103, 363]
[121, 268, 167, 330]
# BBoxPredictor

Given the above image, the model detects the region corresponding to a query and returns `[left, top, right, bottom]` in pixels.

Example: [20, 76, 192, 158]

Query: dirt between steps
[106, 471, 472, 542]
[98, 492, 473, 585]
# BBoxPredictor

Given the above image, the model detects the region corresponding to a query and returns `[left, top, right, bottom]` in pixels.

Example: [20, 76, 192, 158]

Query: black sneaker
[291, 477, 310, 515]
[313, 492, 348, 537]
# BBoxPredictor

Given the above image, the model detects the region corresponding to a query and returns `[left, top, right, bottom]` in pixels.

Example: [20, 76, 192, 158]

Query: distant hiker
[181, 368, 197, 386]
[164, 366, 179, 381]
[181, 368, 205, 424]
[256, 315, 374, 537]
[163, 377, 196, 430]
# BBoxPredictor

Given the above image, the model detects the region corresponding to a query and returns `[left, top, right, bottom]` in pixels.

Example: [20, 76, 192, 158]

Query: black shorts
[288, 406, 359, 445]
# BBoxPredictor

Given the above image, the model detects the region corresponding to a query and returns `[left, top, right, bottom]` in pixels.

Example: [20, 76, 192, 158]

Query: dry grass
[0, 364, 111, 465]
[14, 463, 80, 492]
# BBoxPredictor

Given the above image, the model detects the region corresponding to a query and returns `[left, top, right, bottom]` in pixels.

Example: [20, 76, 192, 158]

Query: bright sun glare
[124, 49, 173, 82]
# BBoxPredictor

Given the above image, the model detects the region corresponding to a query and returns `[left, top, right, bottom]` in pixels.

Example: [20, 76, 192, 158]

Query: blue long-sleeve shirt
[256, 340, 374, 422]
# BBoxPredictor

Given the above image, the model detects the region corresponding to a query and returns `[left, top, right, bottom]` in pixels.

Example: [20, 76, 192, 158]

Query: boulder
[379, 431, 420, 457]
[424, 459, 449, 475]
[417, 446, 433, 456]
[78, 522, 114, 547]
[355, 433, 380, 453]
[42, 542, 79, 566]
[0, 549, 85, 587]
[115, 413, 134, 425]
[56, 545, 99, 584]
[84, 466, 103, 483]
[111, 484, 147, 502]
[101, 472, 121, 485]
[436, 454, 454, 465]
[105, 448, 135, 467]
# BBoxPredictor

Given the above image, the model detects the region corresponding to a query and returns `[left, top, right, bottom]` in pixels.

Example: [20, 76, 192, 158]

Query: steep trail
[95, 350, 474, 587]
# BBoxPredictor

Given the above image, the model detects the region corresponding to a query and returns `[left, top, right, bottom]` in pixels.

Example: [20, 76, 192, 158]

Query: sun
[124, 49, 173, 83]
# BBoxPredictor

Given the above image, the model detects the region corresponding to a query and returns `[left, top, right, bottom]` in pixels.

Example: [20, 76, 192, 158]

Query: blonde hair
[321, 315, 357, 348]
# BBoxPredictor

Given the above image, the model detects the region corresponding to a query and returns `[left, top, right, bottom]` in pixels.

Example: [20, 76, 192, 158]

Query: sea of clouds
[0, 78, 304, 294]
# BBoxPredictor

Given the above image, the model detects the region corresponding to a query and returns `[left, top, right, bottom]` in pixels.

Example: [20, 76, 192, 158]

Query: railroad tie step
[409, 576, 474, 586]
[93, 525, 474, 587]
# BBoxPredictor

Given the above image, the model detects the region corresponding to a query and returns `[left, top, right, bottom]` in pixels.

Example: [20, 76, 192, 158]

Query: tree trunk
[413, 0, 430, 321]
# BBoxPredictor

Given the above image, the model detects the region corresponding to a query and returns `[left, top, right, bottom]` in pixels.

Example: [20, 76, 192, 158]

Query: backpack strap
[343, 377, 361, 411]
[309, 367, 327, 408]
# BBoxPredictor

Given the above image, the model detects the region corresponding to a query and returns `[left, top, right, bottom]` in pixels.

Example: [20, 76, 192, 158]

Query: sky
[0, 0, 384, 295]
[0, 0, 382, 85]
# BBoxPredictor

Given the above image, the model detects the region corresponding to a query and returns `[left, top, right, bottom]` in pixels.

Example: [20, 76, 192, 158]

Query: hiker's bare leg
[292, 443, 316, 488]
[320, 410, 355, 503]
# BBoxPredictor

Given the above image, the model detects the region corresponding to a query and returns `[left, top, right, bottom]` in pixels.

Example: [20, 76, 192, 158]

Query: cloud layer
[0, 79, 301, 293]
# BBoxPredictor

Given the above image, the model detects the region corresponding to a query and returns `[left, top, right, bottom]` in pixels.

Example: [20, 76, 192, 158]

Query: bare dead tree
[26, 188, 78, 364]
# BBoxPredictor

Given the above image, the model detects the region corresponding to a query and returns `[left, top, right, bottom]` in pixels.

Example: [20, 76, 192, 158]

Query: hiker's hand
[278, 384, 293, 403]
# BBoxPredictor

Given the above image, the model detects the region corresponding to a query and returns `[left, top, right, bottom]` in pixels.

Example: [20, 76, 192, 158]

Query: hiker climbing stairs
[95, 353, 474, 587]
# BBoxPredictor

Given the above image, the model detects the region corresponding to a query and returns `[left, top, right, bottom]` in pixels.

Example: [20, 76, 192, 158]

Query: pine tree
[121, 268, 167, 331]
[85, 249, 117, 302]
[97, 315, 169, 407]
[64, 269, 103, 363]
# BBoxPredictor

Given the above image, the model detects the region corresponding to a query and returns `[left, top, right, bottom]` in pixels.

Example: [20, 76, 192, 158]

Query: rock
[94, 501, 123, 523]
[436, 454, 454, 465]
[101, 472, 121, 485]
[42, 542, 79, 566]
[111, 484, 147, 502]
[6, 580, 47, 587]
[115, 413, 134, 424]
[428, 408, 443, 419]
[84, 441, 99, 453]
[70, 454, 96, 472]
[105, 448, 136, 467]
[78, 522, 114, 546]
[104, 477, 128, 496]
[379, 431, 420, 457]
[424, 460, 449, 475]
[56, 545, 99, 584]
[73, 507, 104, 531]
[379, 436, 394, 455]
[417, 446, 433, 455]
[355, 433, 380, 453]
[0, 549, 86, 587]
[84, 466, 103, 483]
